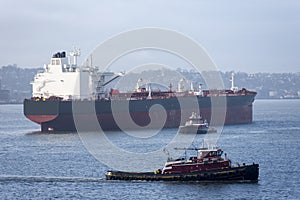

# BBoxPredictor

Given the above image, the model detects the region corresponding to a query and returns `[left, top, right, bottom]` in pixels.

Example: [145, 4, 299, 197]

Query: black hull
[24, 94, 256, 132]
[105, 164, 259, 182]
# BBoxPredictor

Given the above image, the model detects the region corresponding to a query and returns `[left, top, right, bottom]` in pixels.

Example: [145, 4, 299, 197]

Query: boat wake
[0, 175, 104, 183]
[248, 130, 268, 134]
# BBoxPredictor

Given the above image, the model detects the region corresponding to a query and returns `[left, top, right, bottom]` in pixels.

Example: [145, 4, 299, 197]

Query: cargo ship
[23, 51, 257, 132]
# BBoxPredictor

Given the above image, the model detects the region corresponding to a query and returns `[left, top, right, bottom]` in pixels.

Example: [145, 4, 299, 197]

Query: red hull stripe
[26, 115, 58, 124]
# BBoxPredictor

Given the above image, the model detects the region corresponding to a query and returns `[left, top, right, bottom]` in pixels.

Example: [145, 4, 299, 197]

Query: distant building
[269, 90, 278, 98]
[0, 80, 10, 103]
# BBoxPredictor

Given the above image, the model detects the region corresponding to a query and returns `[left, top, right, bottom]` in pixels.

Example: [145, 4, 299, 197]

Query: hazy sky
[0, 0, 299, 73]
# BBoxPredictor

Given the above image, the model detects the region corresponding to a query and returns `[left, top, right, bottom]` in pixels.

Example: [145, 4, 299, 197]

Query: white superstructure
[31, 50, 107, 100]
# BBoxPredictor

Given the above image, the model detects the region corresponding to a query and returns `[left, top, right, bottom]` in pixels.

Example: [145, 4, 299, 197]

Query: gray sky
[0, 0, 299, 73]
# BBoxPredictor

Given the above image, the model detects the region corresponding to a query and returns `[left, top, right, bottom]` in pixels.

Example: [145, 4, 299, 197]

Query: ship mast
[135, 78, 143, 92]
[147, 85, 152, 99]
[68, 49, 81, 67]
[190, 82, 194, 92]
[177, 78, 186, 92]
[230, 72, 238, 92]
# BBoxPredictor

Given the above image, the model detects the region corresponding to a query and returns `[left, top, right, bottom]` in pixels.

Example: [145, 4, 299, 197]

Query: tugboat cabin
[162, 147, 231, 174]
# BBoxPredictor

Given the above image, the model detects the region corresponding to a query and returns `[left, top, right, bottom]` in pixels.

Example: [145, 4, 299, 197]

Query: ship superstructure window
[51, 59, 61, 65]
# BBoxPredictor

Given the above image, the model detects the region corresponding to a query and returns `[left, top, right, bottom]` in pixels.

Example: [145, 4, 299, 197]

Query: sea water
[0, 100, 299, 199]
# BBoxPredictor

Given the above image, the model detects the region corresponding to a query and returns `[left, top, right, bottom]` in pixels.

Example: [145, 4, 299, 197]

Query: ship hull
[105, 163, 259, 182]
[178, 125, 217, 134]
[24, 94, 256, 132]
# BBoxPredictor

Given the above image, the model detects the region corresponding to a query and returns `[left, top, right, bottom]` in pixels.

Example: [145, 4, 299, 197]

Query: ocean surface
[0, 99, 299, 199]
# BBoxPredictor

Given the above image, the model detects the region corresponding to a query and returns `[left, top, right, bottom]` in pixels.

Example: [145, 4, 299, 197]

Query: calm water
[0, 100, 299, 199]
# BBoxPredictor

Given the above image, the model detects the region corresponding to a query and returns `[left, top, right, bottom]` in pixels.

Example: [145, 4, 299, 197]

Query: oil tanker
[23, 51, 256, 132]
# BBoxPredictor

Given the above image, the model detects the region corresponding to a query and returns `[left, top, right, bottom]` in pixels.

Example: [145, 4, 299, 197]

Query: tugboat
[178, 112, 217, 134]
[105, 146, 259, 182]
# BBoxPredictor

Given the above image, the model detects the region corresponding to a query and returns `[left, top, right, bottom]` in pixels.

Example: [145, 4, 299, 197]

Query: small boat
[105, 146, 259, 182]
[178, 112, 217, 134]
